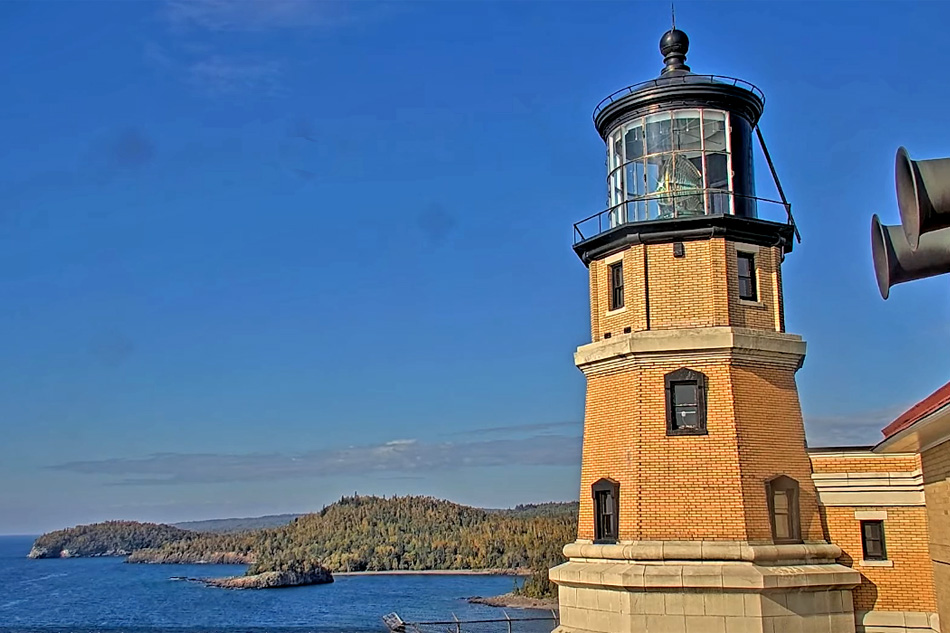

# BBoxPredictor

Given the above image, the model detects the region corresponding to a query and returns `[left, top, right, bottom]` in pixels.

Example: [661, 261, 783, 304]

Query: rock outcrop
[200, 568, 333, 589]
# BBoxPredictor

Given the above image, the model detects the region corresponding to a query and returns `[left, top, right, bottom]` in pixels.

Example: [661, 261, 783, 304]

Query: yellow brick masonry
[578, 237, 815, 543]
[820, 505, 936, 614]
[809, 452, 937, 616]
[590, 239, 785, 341]
[576, 353, 822, 542]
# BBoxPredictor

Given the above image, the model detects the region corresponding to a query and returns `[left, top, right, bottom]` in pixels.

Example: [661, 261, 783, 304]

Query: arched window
[766, 475, 802, 544]
[591, 478, 619, 543]
[664, 368, 708, 436]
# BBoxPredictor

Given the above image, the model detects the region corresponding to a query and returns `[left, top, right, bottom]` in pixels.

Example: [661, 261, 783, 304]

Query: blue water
[0, 536, 554, 633]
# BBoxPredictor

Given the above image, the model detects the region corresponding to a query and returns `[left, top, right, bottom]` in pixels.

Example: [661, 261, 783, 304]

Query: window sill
[606, 307, 627, 316]
[667, 428, 708, 437]
[739, 299, 766, 308]
[859, 559, 893, 568]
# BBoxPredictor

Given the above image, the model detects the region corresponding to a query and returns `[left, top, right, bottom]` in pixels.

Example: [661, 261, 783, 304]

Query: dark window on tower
[664, 368, 707, 435]
[861, 521, 887, 561]
[766, 476, 802, 544]
[609, 262, 624, 310]
[737, 252, 757, 301]
[592, 478, 619, 542]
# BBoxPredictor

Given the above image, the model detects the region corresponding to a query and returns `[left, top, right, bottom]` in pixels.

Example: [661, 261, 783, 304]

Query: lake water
[0, 536, 556, 633]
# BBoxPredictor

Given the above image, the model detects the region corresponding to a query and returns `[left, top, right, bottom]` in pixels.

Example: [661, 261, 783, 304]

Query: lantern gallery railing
[572, 190, 793, 244]
[593, 75, 765, 123]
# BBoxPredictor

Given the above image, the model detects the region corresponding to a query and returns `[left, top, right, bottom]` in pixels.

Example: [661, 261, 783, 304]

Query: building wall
[820, 505, 936, 614]
[921, 439, 950, 630]
[588, 239, 784, 342]
[809, 451, 937, 622]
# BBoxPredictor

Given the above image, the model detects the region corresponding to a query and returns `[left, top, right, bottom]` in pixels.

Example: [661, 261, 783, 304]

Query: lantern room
[573, 28, 798, 264]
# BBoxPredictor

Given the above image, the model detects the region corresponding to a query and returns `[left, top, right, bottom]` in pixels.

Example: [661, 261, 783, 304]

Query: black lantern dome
[573, 27, 797, 265]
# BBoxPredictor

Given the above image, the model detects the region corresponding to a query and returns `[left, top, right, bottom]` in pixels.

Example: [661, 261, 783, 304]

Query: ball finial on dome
[659, 28, 690, 75]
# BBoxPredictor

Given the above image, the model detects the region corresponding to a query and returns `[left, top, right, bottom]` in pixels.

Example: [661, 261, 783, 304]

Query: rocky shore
[28, 546, 133, 559]
[468, 593, 558, 610]
[175, 568, 334, 589]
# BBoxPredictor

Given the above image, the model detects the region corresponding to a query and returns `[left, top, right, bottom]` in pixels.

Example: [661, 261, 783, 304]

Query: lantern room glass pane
[703, 110, 727, 152]
[625, 124, 645, 161]
[645, 113, 672, 155]
[625, 161, 645, 197]
[673, 110, 703, 151]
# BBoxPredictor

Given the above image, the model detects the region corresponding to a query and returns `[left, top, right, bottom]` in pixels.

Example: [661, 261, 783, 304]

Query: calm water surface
[0, 536, 554, 633]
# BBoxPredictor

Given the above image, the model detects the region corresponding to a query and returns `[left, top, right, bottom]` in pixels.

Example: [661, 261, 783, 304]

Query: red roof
[882, 380, 950, 439]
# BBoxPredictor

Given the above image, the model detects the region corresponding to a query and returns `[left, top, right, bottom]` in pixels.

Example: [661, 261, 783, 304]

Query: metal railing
[593, 75, 765, 123]
[383, 611, 558, 633]
[572, 189, 793, 244]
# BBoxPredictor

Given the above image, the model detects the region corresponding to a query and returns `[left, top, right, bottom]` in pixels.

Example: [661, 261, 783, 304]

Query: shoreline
[468, 593, 559, 611]
[335, 568, 530, 577]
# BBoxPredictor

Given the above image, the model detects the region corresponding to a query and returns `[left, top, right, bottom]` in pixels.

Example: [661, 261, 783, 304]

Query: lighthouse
[550, 27, 861, 633]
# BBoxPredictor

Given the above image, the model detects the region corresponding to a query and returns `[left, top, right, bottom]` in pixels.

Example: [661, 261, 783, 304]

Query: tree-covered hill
[28, 521, 192, 558]
[30, 495, 578, 597]
[130, 495, 576, 575]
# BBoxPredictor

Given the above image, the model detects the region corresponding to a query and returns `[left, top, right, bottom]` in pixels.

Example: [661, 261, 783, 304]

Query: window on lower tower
[592, 478, 619, 542]
[609, 261, 624, 310]
[861, 520, 887, 561]
[766, 475, 802, 544]
[664, 368, 708, 435]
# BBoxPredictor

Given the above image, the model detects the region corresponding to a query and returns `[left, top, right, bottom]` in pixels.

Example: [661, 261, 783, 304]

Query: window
[664, 368, 707, 435]
[737, 252, 757, 301]
[592, 478, 619, 542]
[609, 262, 624, 310]
[766, 476, 802, 544]
[605, 108, 734, 222]
[861, 520, 887, 561]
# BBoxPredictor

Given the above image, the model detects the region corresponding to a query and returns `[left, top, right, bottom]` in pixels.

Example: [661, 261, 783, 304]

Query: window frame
[737, 251, 758, 302]
[608, 261, 624, 311]
[861, 520, 887, 561]
[766, 475, 802, 545]
[664, 368, 708, 436]
[591, 478, 620, 543]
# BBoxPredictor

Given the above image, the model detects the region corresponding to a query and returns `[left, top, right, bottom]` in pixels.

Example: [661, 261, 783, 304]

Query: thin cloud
[187, 56, 281, 95]
[804, 404, 910, 447]
[48, 434, 582, 486]
[450, 421, 582, 437]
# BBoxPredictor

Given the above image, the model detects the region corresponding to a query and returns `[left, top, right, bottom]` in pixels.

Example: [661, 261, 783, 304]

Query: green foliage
[513, 568, 557, 599]
[31, 521, 192, 558]
[134, 495, 576, 576]
[35, 496, 578, 585]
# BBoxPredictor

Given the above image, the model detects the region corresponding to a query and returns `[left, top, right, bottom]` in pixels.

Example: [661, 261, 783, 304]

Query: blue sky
[2, 0, 949, 535]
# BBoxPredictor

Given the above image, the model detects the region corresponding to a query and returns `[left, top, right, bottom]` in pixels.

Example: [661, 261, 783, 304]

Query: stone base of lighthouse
[550, 541, 860, 633]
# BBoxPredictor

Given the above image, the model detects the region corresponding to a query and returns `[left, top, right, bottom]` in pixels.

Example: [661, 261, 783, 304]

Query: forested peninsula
[29, 496, 577, 596]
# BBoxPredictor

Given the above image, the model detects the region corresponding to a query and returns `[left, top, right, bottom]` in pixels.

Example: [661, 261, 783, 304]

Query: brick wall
[810, 453, 921, 475]
[731, 362, 824, 543]
[820, 505, 936, 613]
[589, 239, 784, 341]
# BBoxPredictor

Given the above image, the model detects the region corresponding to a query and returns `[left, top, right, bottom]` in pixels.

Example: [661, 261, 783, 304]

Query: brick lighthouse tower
[549, 27, 860, 633]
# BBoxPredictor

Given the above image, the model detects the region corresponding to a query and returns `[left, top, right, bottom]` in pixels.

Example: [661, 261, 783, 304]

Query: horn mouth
[871, 214, 893, 300]
[896, 146, 921, 250]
